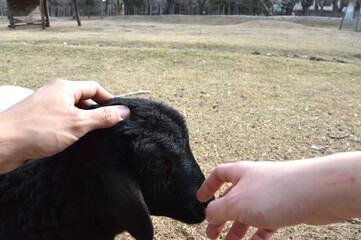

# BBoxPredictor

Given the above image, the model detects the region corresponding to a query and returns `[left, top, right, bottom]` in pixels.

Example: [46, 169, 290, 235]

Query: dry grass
[1, 15, 361, 239]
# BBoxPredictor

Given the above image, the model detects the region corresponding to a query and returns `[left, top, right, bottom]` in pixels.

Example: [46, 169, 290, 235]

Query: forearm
[298, 151, 361, 225]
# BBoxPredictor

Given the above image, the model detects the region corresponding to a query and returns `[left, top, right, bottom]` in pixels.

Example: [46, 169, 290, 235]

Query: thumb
[82, 105, 130, 131]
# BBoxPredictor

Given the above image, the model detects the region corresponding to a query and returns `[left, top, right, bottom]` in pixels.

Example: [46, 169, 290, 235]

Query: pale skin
[0, 79, 130, 174]
[197, 151, 361, 240]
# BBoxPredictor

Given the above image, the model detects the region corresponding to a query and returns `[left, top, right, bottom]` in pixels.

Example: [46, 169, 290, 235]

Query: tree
[123, 0, 143, 14]
[113, 0, 124, 15]
[301, 0, 313, 15]
[282, 0, 299, 15]
[166, 0, 175, 14]
[354, 0, 360, 19]
[145, 0, 152, 14]
[0, 0, 6, 16]
[197, 0, 208, 14]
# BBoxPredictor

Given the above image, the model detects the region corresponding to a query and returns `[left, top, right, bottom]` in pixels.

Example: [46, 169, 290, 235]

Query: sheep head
[78, 98, 212, 240]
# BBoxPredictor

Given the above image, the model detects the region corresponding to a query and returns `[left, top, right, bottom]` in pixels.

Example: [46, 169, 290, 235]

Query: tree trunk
[315, 0, 319, 15]
[259, 0, 272, 15]
[302, 0, 313, 16]
[331, 0, 337, 17]
[198, 0, 205, 14]
[100, 1, 104, 18]
[105, 0, 109, 16]
[189, 0, 193, 14]
[113, 0, 122, 15]
[252, 0, 257, 15]
[354, 0, 360, 19]
[234, 2, 239, 15]
[147, 0, 151, 15]
[284, 2, 296, 15]
[166, 0, 174, 14]
[320, 5, 323, 16]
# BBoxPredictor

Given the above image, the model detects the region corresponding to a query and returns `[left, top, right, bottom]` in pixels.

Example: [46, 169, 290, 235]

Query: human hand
[197, 153, 361, 240]
[0, 79, 129, 173]
[196, 161, 317, 240]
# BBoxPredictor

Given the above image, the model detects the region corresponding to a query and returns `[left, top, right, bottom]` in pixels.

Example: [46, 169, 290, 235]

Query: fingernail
[117, 105, 130, 120]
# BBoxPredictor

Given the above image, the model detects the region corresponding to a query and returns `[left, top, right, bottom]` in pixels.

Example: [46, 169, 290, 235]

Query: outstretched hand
[0, 79, 130, 173]
[197, 152, 361, 240]
[197, 162, 288, 240]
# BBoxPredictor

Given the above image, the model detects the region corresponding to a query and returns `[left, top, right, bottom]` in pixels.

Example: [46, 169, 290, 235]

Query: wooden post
[73, 0, 81, 26]
[87, 4, 90, 19]
[44, 0, 50, 27]
[356, 0, 361, 31]
[339, 3, 347, 30]
[8, 10, 15, 29]
[40, 0, 46, 29]
[100, 0, 104, 18]
[356, 9, 360, 31]
[188, 0, 192, 15]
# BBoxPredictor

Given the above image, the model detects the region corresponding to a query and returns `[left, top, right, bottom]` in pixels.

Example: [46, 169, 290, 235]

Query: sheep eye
[148, 159, 172, 175]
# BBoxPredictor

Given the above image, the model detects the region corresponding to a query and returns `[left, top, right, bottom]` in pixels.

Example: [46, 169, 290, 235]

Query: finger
[71, 81, 114, 104]
[80, 105, 130, 133]
[197, 163, 237, 202]
[76, 99, 97, 108]
[205, 193, 239, 225]
[206, 223, 226, 240]
[249, 229, 277, 240]
[224, 221, 250, 240]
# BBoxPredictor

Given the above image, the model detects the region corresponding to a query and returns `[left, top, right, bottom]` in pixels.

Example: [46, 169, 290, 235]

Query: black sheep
[0, 98, 211, 240]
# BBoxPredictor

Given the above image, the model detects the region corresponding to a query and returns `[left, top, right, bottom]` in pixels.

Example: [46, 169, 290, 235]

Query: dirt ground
[0, 15, 360, 239]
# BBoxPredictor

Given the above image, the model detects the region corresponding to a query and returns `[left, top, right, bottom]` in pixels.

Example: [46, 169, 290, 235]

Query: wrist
[0, 111, 27, 173]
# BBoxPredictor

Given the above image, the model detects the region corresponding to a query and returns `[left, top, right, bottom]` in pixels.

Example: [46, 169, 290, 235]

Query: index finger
[197, 163, 237, 202]
[71, 81, 114, 104]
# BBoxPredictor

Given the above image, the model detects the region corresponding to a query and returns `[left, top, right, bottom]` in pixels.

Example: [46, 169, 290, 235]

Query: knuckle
[217, 163, 228, 169]
[100, 107, 117, 126]
[73, 112, 89, 137]
[87, 80, 100, 89]
[51, 79, 66, 86]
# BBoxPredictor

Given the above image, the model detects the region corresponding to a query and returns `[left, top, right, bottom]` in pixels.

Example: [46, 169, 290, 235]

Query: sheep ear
[98, 170, 154, 240]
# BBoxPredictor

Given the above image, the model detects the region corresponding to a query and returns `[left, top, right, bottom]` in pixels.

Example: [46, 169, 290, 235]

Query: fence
[0, 1, 267, 17]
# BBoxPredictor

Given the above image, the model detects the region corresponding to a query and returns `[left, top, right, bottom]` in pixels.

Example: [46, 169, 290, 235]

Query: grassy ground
[1, 15, 361, 239]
